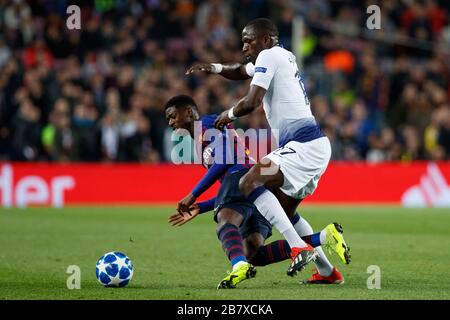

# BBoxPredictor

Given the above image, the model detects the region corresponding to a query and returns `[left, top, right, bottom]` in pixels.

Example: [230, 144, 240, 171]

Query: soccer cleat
[323, 222, 351, 265]
[286, 245, 318, 277]
[301, 267, 344, 285]
[217, 262, 257, 289]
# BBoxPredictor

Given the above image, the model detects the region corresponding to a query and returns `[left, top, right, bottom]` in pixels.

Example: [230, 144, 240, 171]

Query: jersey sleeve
[191, 163, 229, 198]
[197, 197, 216, 214]
[245, 62, 255, 77]
[250, 49, 277, 90]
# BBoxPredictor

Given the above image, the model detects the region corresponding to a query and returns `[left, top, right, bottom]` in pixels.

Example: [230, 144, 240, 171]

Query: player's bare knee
[216, 214, 227, 231]
[216, 209, 242, 232]
[216, 220, 225, 233]
[216, 218, 235, 232]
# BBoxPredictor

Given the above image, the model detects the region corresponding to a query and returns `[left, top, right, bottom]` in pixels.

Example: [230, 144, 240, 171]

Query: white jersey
[245, 46, 323, 147]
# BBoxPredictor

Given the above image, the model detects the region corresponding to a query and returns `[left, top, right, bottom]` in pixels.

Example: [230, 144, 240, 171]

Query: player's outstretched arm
[168, 196, 216, 227]
[168, 204, 200, 227]
[186, 62, 251, 80]
[177, 164, 229, 213]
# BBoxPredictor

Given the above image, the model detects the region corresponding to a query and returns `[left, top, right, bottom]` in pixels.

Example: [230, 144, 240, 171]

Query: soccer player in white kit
[186, 18, 350, 283]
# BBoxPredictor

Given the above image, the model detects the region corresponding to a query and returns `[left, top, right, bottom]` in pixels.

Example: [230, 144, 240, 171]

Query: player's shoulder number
[287, 53, 310, 105]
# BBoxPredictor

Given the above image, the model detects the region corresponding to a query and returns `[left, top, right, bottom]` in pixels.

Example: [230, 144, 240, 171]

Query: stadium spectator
[11, 98, 41, 161]
[41, 106, 74, 162]
[0, 0, 448, 162]
[437, 106, 450, 157]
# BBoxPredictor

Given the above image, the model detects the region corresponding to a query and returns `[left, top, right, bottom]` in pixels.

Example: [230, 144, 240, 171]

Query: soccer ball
[96, 251, 134, 287]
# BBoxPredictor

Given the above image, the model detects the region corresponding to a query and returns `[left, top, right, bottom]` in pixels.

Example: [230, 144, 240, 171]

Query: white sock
[320, 229, 327, 244]
[232, 260, 247, 271]
[253, 190, 307, 249]
[293, 216, 334, 276]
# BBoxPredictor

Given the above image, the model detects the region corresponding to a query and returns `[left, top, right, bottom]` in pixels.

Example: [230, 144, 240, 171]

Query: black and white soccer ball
[96, 251, 134, 287]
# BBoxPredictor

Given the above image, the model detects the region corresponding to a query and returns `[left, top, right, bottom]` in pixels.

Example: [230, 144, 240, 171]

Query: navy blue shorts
[214, 169, 272, 240]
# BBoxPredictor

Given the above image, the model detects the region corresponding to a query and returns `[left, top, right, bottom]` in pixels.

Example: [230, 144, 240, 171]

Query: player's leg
[214, 169, 261, 289]
[242, 232, 267, 263]
[271, 138, 348, 283]
[216, 208, 246, 269]
[268, 140, 351, 267]
[247, 236, 291, 266]
[239, 160, 317, 276]
[241, 210, 330, 267]
[272, 188, 335, 277]
[239, 202, 325, 270]
[291, 213, 346, 284]
[243, 229, 345, 284]
[216, 207, 257, 289]
[239, 210, 291, 267]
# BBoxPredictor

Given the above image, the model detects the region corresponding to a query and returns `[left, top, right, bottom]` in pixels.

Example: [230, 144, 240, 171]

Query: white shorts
[265, 137, 332, 199]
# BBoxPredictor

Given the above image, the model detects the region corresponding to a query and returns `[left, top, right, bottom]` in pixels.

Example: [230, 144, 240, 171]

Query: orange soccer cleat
[301, 267, 345, 285]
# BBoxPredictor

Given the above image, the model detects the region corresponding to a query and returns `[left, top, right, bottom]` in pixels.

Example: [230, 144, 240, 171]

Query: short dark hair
[246, 18, 279, 37]
[164, 94, 198, 111]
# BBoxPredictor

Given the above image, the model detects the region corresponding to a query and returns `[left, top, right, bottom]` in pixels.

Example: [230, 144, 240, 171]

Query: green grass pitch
[1, 206, 450, 300]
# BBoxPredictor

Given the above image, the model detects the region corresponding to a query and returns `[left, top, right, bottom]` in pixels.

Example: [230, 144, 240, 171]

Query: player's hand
[177, 193, 197, 214]
[168, 204, 200, 227]
[214, 109, 232, 131]
[185, 63, 214, 75]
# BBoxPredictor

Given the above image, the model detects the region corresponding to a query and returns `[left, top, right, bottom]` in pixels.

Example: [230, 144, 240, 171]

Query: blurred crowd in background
[0, 0, 450, 163]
